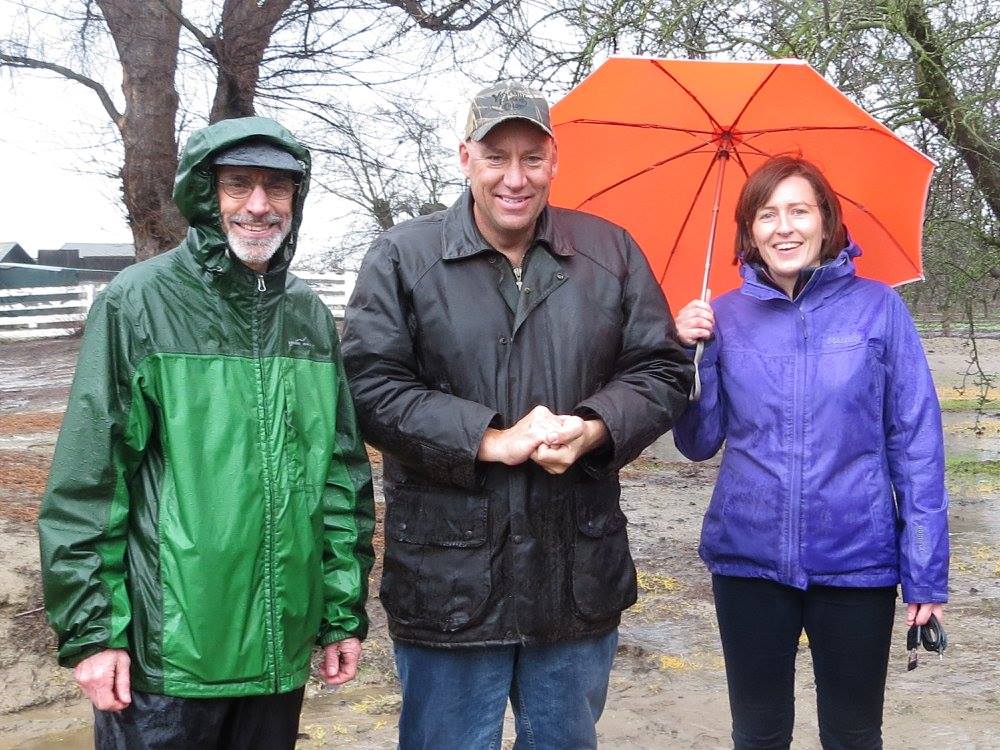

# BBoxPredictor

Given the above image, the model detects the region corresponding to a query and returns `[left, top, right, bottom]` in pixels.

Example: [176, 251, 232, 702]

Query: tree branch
[156, 0, 219, 58]
[382, 0, 509, 32]
[0, 51, 123, 128]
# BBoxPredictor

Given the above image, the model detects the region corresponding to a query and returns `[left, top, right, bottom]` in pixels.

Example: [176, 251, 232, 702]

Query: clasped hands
[478, 405, 607, 475]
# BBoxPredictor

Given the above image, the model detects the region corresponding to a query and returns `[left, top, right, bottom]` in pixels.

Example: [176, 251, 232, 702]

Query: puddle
[0, 701, 91, 750]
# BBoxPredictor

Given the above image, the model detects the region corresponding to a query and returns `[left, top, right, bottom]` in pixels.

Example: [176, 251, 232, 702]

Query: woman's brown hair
[734, 155, 847, 265]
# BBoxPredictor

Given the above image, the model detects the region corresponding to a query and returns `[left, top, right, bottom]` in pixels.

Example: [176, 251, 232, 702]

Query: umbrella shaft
[701, 148, 730, 302]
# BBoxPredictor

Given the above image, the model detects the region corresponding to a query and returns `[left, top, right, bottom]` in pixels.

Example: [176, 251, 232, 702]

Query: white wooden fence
[0, 272, 356, 342]
[296, 271, 357, 319]
[0, 284, 105, 341]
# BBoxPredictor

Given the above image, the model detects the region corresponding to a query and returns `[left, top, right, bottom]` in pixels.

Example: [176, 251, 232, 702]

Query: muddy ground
[1, 335, 998, 749]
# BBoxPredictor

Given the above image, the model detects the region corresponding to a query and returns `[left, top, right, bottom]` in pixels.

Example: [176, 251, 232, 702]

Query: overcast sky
[1, 50, 475, 268]
[1, 75, 474, 265]
[2, 74, 134, 255]
[0, 0, 584, 266]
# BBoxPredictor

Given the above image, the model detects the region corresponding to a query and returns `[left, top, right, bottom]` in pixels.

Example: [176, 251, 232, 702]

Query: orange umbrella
[549, 57, 935, 309]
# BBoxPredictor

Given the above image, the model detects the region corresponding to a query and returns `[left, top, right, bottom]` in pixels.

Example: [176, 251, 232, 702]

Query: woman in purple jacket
[673, 155, 948, 749]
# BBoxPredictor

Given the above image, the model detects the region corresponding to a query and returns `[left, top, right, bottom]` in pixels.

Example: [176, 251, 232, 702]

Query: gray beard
[226, 217, 291, 269]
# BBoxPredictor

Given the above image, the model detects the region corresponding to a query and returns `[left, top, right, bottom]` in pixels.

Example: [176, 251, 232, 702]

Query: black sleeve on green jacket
[318, 326, 376, 645]
[37, 289, 152, 668]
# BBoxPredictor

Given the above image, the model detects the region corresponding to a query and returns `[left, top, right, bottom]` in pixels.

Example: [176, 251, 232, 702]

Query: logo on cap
[465, 81, 552, 141]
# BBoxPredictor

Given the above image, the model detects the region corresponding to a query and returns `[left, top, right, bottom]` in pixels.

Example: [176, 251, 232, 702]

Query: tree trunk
[209, 0, 293, 122]
[98, 0, 186, 261]
[901, 0, 1000, 224]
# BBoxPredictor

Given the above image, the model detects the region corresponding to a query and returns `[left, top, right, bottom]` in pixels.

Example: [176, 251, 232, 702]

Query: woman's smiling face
[751, 175, 824, 295]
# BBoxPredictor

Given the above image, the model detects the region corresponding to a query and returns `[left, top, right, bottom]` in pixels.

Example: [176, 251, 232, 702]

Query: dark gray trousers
[93, 687, 305, 749]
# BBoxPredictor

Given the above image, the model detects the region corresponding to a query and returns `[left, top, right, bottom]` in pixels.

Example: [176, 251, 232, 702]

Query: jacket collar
[441, 190, 575, 260]
[739, 239, 861, 306]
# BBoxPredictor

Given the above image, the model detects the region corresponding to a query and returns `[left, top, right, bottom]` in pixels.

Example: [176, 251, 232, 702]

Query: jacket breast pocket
[380, 483, 492, 632]
[570, 475, 638, 622]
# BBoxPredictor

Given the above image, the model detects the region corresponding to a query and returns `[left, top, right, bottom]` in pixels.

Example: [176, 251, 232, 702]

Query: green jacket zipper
[252, 272, 281, 690]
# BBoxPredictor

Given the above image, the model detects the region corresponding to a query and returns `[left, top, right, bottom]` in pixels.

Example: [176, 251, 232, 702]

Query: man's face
[459, 119, 557, 252]
[215, 166, 295, 271]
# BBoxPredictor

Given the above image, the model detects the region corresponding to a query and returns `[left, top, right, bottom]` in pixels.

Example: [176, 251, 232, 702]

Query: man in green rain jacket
[38, 117, 375, 748]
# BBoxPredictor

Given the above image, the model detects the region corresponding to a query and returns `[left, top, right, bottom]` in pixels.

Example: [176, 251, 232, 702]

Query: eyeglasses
[217, 175, 298, 201]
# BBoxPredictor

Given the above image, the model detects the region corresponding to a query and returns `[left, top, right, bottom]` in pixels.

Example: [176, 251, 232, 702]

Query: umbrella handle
[691, 340, 705, 402]
[689, 288, 711, 402]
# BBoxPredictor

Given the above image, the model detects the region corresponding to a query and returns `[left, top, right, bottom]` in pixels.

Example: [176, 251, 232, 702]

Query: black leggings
[712, 575, 896, 750]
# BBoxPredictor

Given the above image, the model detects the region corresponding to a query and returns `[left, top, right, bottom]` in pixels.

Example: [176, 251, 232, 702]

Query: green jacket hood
[173, 116, 312, 272]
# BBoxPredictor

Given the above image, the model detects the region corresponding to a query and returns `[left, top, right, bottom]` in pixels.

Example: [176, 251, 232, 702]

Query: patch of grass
[658, 654, 691, 671]
[946, 459, 1000, 476]
[350, 693, 402, 715]
[938, 398, 998, 412]
[636, 570, 681, 593]
[622, 454, 665, 475]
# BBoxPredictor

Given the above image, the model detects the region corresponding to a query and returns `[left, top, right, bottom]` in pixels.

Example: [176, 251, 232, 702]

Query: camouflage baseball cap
[464, 81, 553, 141]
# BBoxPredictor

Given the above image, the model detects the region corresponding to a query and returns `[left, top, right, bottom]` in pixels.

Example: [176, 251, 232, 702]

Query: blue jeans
[394, 629, 619, 750]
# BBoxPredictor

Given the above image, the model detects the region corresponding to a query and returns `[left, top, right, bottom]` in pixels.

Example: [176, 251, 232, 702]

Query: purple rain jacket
[674, 242, 949, 603]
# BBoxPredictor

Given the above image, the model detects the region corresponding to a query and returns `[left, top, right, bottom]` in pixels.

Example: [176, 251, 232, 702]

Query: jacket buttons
[498, 336, 509, 345]
[399, 522, 407, 531]
[511, 534, 522, 543]
[555, 272, 566, 280]
[523, 287, 532, 294]
[465, 529, 474, 538]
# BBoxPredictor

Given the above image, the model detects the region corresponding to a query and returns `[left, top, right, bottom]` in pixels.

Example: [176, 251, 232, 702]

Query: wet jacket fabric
[38, 117, 375, 697]
[342, 192, 693, 647]
[674, 242, 948, 603]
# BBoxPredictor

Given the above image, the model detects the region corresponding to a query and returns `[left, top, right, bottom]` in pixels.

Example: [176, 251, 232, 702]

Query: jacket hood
[173, 116, 312, 274]
[739, 237, 862, 303]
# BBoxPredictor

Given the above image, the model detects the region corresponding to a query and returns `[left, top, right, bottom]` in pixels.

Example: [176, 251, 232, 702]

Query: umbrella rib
[740, 124, 899, 138]
[835, 190, 913, 263]
[652, 60, 723, 132]
[730, 147, 753, 180]
[560, 118, 715, 136]
[734, 130, 910, 170]
[731, 64, 783, 130]
[657, 154, 721, 287]
[575, 136, 721, 209]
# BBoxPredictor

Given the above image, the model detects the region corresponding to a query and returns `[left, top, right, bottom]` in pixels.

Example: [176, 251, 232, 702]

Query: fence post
[82, 283, 96, 315]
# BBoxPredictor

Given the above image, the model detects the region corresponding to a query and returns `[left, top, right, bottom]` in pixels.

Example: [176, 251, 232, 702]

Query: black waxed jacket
[342, 192, 693, 646]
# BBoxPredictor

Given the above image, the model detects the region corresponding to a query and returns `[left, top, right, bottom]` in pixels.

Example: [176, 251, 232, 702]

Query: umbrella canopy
[549, 57, 935, 307]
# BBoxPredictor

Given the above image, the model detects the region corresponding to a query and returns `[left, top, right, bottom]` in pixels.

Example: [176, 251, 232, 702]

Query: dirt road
[1, 336, 998, 749]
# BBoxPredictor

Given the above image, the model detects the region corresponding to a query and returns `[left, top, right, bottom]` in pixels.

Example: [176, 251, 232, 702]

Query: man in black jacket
[342, 82, 693, 749]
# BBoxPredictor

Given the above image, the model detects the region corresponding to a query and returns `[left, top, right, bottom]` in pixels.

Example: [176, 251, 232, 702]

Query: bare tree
[2, 1, 186, 260]
[296, 100, 460, 269]
[0, 0, 522, 258]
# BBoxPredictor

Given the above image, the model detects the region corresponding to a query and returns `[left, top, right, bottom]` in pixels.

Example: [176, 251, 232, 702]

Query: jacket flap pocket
[575, 475, 626, 538]
[386, 483, 487, 547]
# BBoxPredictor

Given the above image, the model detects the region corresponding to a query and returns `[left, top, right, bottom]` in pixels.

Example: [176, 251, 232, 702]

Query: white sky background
[0, 74, 470, 267]
[0, 1, 535, 266]
[1, 75, 133, 255]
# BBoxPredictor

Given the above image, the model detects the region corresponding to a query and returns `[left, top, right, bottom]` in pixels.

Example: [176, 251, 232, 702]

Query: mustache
[229, 212, 286, 226]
